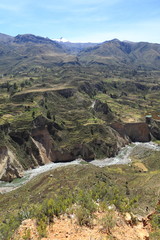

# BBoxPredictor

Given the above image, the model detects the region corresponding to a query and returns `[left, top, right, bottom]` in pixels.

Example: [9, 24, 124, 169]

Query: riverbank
[1, 141, 160, 194]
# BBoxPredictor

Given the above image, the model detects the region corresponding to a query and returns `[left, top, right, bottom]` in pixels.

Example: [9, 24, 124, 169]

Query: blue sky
[0, 0, 160, 43]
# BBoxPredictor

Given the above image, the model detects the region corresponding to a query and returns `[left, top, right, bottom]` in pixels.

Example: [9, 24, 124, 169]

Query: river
[0, 141, 160, 194]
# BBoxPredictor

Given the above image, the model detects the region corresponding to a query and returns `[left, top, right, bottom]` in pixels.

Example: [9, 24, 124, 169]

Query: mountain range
[0, 33, 160, 75]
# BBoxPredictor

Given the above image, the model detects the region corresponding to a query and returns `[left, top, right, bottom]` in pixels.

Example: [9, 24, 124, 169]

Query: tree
[32, 111, 35, 119]
[13, 83, 18, 90]
[47, 110, 51, 119]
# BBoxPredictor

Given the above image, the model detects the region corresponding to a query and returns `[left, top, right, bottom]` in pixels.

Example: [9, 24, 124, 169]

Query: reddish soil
[13, 211, 150, 240]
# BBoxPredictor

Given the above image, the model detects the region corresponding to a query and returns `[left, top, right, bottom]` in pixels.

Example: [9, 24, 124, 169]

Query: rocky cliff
[148, 119, 160, 140]
[111, 122, 151, 142]
[0, 115, 130, 182]
[0, 112, 160, 182]
[0, 146, 23, 182]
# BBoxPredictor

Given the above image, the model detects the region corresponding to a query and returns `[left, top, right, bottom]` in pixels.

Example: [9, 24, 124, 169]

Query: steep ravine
[0, 141, 160, 194]
[0, 113, 160, 183]
[0, 114, 129, 182]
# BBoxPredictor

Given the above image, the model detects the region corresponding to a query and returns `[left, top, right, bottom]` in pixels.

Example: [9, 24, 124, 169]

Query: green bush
[75, 207, 93, 227]
[22, 229, 31, 240]
[75, 189, 97, 214]
[150, 210, 160, 240]
[149, 230, 160, 240]
[42, 199, 55, 222]
[91, 182, 137, 212]
[0, 215, 21, 240]
[18, 205, 34, 222]
[99, 210, 116, 234]
[151, 214, 160, 230]
[37, 216, 47, 238]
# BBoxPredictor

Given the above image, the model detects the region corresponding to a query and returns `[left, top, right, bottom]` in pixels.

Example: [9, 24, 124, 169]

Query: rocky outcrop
[0, 118, 130, 182]
[2, 115, 158, 182]
[0, 146, 23, 182]
[57, 88, 76, 98]
[78, 82, 96, 97]
[78, 124, 129, 159]
[125, 123, 151, 142]
[31, 127, 57, 164]
[93, 99, 114, 122]
[78, 82, 106, 98]
[111, 122, 151, 142]
[148, 119, 160, 140]
[0, 113, 140, 182]
[94, 99, 111, 115]
[9, 131, 29, 145]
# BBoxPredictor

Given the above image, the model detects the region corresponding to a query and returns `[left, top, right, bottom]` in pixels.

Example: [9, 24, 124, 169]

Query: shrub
[150, 211, 160, 240]
[22, 229, 31, 240]
[151, 214, 160, 230]
[149, 230, 160, 240]
[0, 215, 21, 240]
[75, 207, 93, 227]
[18, 206, 34, 222]
[42, 199, 55, 223]
[99, 210, 116, 234]
[75, 189, 97, 214]
[37, 217, 47, 238]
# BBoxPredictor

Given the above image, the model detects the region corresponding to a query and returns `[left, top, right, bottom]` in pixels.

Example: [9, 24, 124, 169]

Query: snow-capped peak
[52, 37, 69, 42]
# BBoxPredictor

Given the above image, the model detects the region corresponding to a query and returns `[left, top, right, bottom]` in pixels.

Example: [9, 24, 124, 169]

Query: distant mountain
[57, 41, 98, 54]
[14, 34, 60, 45]
[0, 34, 78, 74]
[78, 39, 160, 70]
[0, 33, 160, 74]
[0, 33, 13, 43]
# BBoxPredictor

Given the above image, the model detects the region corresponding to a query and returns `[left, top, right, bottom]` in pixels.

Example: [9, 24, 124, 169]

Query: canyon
[0, 33, 160, 239]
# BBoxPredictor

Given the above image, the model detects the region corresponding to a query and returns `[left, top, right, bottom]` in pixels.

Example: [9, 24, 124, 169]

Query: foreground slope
[1, 160, 160, 239]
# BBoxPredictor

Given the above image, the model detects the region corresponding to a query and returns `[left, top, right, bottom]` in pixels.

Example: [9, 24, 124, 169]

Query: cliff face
[111, 122, 151, 142]
[0, 146, 23, 182]
[0, 115, 130, 182]
[0, 113, 160, 182]
[148, 119, 160, 140]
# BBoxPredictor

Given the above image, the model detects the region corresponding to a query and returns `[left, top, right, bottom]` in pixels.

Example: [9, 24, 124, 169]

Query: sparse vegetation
[0, 164, 141, 239]
[99, 210, 116, 234]
[0, 33, 160, 240]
